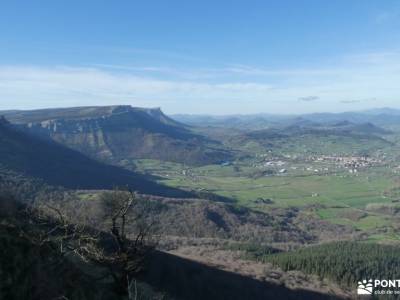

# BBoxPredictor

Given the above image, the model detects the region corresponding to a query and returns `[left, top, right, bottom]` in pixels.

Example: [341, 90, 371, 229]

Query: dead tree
[94, 189, 159, 298]
[15, 188, 158, 299]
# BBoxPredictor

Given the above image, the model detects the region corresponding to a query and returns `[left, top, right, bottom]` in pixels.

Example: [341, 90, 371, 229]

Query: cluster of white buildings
[253, 153, 385, 176]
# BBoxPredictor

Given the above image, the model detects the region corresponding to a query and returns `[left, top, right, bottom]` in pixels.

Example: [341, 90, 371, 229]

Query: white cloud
[298, 96, 319, 102]
[0, 50, 400, 114]
[0, 66, 273, 111]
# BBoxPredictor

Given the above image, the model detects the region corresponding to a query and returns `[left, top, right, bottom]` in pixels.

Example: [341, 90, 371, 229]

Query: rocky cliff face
[5, 106, 231, 166]
[0, 120, 193, 196]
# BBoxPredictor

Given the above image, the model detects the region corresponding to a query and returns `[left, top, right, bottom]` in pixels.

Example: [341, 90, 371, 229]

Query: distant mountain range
[1, 105, 395, 177]
[245, 120, 391, 141]
[0, 106, 231, 166]
[172, 107, 400, 129]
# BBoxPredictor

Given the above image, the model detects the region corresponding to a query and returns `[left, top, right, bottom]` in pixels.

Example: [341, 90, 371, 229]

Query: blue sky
[0, 0, 400, 114]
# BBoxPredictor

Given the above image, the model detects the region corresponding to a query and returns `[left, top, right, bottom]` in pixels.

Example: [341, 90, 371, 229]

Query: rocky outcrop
[4, 106, 231, 166]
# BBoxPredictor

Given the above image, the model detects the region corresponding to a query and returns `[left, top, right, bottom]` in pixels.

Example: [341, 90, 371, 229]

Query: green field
[130, 127, 400, 244]
[159, 167, 394, 208]
[133, 156, 400, 243]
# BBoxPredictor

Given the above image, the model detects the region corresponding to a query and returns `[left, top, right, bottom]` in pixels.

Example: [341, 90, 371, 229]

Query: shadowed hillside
[140, 251, 344, 300]
[0, 118, 191, 197]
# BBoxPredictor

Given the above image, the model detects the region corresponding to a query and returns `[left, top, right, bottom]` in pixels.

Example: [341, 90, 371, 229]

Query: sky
[0, 0, 400, 115]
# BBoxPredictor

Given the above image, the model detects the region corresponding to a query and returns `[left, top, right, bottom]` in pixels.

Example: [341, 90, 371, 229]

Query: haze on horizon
[1, 0, 400, 115]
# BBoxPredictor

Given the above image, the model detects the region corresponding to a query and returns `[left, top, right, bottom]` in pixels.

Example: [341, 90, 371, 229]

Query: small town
[254, 154, 384, 176]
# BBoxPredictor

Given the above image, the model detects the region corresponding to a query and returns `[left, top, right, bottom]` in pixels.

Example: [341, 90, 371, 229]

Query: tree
[14, 188, 159, 300]
[93, 189, 159, 298]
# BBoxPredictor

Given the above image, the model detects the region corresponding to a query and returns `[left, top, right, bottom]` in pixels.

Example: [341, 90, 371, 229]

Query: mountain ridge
[0, 119, 192, 197]
[1, 106, 231, 166]
[172, 107, 400, 128]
